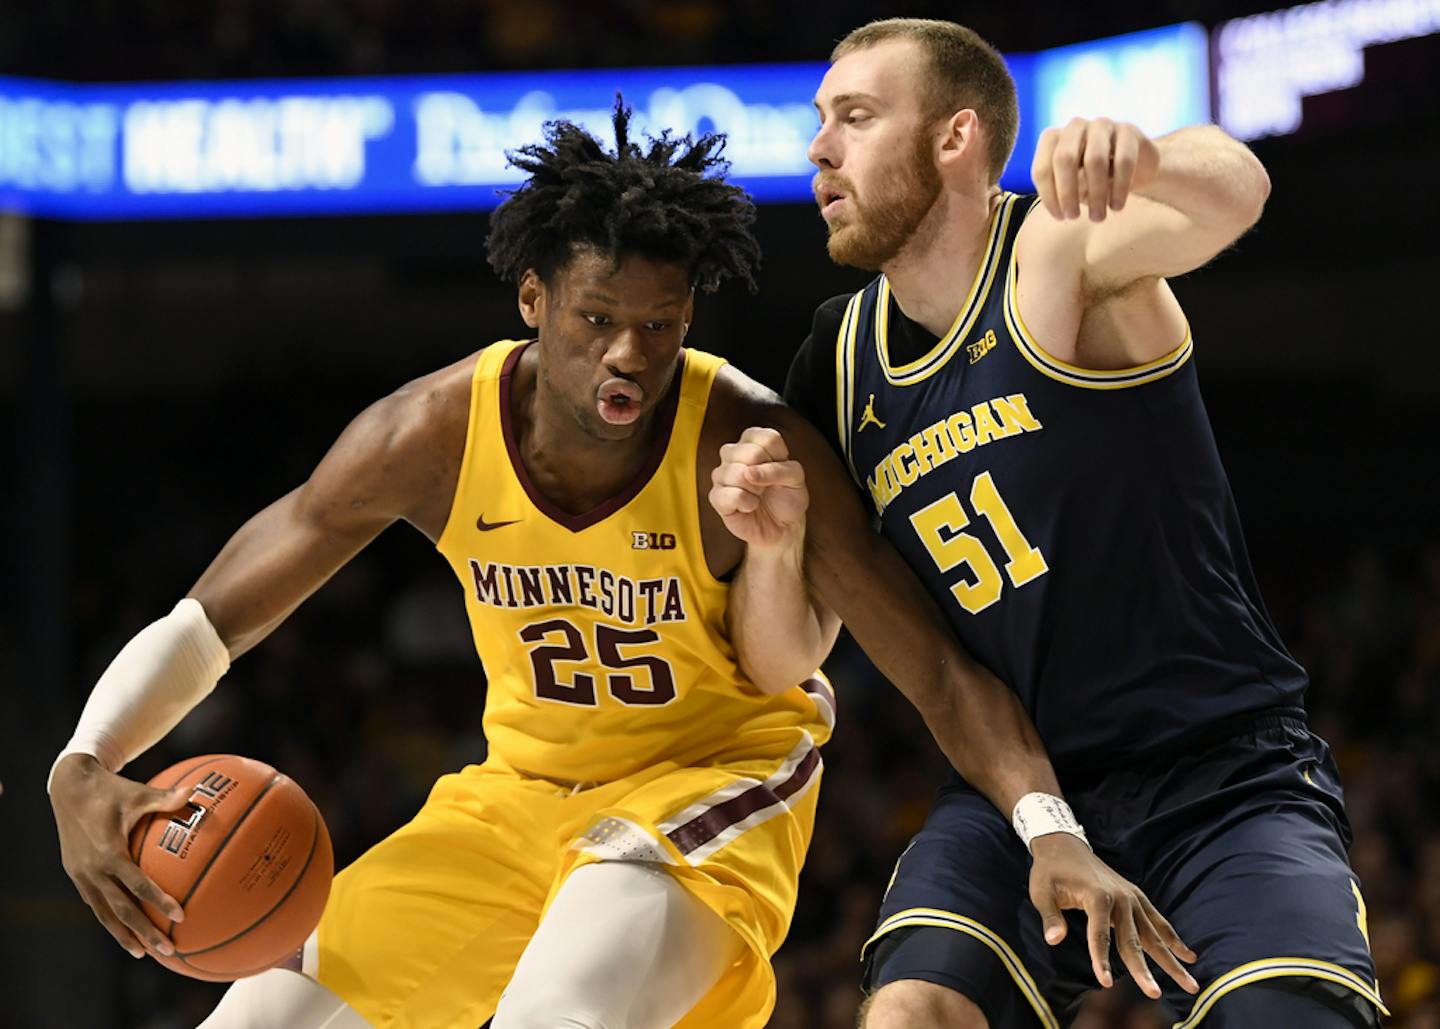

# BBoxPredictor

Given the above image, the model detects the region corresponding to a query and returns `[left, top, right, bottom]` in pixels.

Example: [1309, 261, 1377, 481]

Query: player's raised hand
[50, 753, 190, 959]
[1028, 833, 1199, 999]
[710, 427, 809, 550]
[1032, 118, 1160, 222]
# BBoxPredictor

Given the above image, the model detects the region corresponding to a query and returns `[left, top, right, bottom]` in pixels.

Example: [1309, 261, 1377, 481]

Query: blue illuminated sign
[0, 22, 1210, 222]
[0, 67, 827, 220]
[1034, 23, 1211, 134]
[1011, 23, 1211, 185]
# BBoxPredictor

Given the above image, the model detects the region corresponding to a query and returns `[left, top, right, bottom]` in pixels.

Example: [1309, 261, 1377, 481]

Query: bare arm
[1028, 120, 1271, 295]
[777, 411, 1063, 813]
[707, 372, 1061, 807]
[49, 358, 469, 961]
[194, 358, 469, 654]
[720, 431, 1048, 800]
[711, 427, 841, 694]
[193, 386, 440, 656]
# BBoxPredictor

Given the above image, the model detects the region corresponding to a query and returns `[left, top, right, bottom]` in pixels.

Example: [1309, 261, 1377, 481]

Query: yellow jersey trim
[1003, 251, 1194, 391]
[673, 348, 732, 590]
[835, 291, 864, 482]
[875, 192, 1020, 387]
[1171, 956, 1389, 1029]
[862, 907, 1060, 1029]
[435, 340, 527, 556]
[500, 341, 686, 533]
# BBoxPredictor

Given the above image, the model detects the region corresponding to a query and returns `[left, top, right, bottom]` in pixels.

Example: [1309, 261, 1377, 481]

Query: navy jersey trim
[834, 290, 865, 481]
[1171, 956, 1389, 1028]
[1002, 201, 1196, 390]
[863, 908, 1061, 1028]
[876, 192, 1024, 386]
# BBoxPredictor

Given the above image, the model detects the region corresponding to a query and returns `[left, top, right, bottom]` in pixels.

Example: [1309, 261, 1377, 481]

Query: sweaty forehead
[818, 39, 928, 111]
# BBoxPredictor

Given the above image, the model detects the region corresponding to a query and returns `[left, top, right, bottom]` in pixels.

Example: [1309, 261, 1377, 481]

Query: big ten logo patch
[157, 770, 237, 858]
[632, 531, 677, 551]
[967, 329, 998, 364]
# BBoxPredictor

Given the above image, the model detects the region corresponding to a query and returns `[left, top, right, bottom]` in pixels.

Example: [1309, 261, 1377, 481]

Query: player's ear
[517, 269, 544, 329]
[682, 290, 695, 339]
[937, 108, 979, 169]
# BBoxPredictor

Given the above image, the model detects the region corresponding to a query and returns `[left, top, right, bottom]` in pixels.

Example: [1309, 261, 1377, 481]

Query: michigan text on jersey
[865, 393, 1042, 516]
[467, 560, 689, 626]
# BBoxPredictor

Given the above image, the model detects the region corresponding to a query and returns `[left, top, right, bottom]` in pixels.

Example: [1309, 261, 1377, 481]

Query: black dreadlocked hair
[485, 98, 760, 293]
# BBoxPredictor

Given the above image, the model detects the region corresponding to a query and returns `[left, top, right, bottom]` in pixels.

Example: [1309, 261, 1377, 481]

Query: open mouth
[597, 378, 644, 426]
[815, 179, 849, 216]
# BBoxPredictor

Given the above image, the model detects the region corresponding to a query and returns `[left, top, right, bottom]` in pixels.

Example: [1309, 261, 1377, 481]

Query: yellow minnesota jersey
[318, 339, 834, 1027]
[436, 339, 834, 785]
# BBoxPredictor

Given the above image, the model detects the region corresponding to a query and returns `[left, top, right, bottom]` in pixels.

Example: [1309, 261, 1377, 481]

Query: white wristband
[1011, 792, 1090, 852]
[48, 598, 230, 793]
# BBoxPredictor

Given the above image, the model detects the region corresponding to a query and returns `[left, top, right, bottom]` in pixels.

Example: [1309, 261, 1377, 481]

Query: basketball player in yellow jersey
[50, 103, 1186, 1029]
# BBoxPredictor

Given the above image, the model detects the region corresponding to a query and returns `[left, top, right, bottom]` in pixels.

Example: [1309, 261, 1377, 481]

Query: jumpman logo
[857, 394, 887, 433]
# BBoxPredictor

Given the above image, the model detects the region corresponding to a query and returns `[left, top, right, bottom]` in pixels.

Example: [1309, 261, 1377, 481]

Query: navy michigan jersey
[787, 192, 1308, 771]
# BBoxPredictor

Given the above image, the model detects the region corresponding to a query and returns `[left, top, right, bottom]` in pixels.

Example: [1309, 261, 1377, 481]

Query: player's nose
[807, 122, 838, 170]
[603, 327, 648, 375]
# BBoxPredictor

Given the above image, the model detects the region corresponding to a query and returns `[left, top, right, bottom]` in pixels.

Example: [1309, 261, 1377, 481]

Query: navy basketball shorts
[862, 713, 1385, 1028]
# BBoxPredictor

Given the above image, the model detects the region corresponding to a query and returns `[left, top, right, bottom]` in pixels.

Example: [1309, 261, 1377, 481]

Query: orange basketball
[128, 754, 334, 981]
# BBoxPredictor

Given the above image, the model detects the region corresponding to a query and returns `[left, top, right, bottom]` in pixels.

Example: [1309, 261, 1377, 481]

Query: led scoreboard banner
[0, 66, 829, 219]
[0, 24, 1210, 221]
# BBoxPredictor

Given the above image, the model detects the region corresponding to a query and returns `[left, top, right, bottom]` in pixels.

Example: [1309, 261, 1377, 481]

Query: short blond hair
[832, 18, 1019, 183]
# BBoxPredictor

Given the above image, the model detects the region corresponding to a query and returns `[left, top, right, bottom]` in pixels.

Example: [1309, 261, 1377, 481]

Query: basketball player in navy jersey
[726, 16, 1383, 1029]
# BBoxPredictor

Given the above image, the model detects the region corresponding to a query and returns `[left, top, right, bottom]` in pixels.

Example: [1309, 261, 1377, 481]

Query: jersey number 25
[519, 620, 678, 707]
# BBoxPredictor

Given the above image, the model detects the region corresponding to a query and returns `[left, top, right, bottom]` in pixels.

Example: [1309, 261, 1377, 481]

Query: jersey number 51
[909, 471, 1048, 615]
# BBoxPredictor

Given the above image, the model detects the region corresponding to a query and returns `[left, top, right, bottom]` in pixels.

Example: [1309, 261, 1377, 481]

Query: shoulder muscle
[301, 352, 477, 542]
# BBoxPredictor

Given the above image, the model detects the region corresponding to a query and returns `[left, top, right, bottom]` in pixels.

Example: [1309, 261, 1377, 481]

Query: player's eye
[845, 111, 871, 126]
[583, 313, 612, 327]
[646, 321, 672, 332]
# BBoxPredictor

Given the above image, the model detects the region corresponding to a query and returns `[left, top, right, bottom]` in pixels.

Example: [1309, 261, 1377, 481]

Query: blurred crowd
[69, 385, 1438, 1029]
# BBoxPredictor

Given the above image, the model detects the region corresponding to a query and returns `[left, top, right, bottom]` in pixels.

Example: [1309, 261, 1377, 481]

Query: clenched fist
[709, 427, 809, 550]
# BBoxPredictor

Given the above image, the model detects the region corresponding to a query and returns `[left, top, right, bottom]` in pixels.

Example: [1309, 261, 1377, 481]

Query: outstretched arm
[49, 361, 468, 961]
[190, 381, 450, 657]
[712, 394, 1198, 999]
[711, 398, 1071, 835]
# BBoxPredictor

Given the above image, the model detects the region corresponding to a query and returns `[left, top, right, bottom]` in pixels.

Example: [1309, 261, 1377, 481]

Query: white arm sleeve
[47, 597, 231, 793]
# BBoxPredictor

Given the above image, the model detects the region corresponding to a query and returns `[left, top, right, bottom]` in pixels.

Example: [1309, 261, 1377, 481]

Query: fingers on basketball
[128, 754, 333, 981]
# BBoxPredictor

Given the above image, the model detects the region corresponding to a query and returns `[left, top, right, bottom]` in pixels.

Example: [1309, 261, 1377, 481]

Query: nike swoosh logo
[476, 515, 520, 532]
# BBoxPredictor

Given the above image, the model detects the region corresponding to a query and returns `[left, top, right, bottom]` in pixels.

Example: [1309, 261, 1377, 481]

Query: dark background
[3, 2, 1439, 1026]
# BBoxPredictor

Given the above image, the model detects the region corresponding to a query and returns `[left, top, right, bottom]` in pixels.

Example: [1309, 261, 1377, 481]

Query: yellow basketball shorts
[315, 726, 825, 1029]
